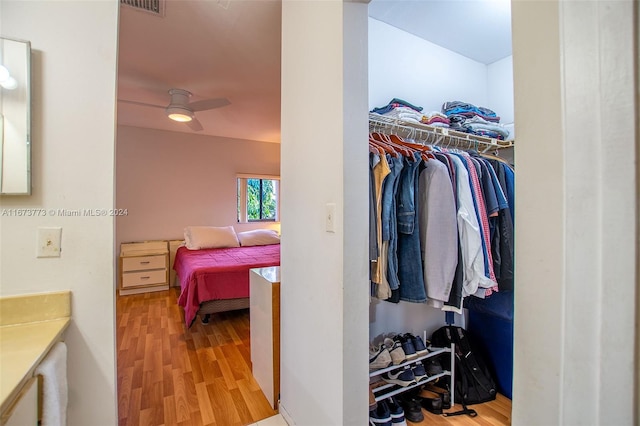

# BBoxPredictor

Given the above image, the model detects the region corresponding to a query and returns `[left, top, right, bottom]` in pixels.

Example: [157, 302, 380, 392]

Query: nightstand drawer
[122, 269, 167, 288]
[122, 255, 166, 272]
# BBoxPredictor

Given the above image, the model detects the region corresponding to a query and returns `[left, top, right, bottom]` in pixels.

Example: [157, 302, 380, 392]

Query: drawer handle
[139, 261, 151, 264]
[140, 276, 151, 279]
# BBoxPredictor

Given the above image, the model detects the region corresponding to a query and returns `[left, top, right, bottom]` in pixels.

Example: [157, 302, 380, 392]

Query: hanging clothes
[370, 153, 390, 289]
[368, 130, 515, 310]
[417, 158, 458, 307]
[396, 151, 427, 303]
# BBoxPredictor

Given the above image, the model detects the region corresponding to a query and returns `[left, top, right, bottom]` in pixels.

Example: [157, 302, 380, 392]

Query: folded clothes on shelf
[442, 100, 498, 121]
[380, 106, 425, 124]
[371, 98, 424, 115]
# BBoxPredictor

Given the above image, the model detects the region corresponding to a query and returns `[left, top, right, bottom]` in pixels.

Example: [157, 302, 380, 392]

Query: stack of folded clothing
[442, 100, 509, 140]
[421, 111, 450, 128]
[442, 101, 500, 122]
[370, 98, 425, 124]
[463, 115, 510, 140]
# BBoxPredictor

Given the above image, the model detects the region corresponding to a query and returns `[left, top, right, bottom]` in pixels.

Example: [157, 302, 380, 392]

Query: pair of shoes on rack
[369, 397, 407, 426]
[382, 366, 416, 387]
[383, 333, 429, 364]
[424, 358, 444, 376]
[369, 344, 393, 371]
[381, 361, 430, 387]
[412, 361, 428, 383]
[383, 337, 406, 365]
[402, 333, 429, 357]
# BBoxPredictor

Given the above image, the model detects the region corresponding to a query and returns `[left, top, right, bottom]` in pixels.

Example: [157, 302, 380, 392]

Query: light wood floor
[116, 288, 276, 426]
[409, 393, 511, 425]
[117, 288, 511, 426]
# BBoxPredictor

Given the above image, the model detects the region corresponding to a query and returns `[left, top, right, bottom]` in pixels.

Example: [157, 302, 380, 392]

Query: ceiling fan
[119, 88, 230, 131]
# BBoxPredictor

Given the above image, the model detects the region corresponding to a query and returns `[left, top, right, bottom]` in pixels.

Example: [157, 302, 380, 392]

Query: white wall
[487, 55, 514, 125]
[280, 1, 369, 425]
[115, 125, 280, 247]
[512, 1, 637, 424]
[368, 18, 489, 114]
[0, 1, 118, 425]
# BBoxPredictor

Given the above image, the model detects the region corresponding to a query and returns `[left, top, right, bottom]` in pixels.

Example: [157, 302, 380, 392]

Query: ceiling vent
[120, 0, 165, 16]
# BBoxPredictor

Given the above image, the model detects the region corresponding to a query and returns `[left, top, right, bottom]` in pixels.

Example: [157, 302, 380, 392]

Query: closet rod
[369, 112, 514, 153]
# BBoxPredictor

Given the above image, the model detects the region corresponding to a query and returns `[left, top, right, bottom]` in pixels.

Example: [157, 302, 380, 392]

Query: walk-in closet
[367, 2, 515, 423]
[279, 2, 635, 425]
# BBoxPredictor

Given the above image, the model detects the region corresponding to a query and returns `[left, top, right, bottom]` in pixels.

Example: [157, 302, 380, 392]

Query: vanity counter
[0, 291, 71, 417]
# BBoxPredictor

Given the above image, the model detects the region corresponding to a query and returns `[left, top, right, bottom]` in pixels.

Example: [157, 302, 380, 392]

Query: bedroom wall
[115, 125, 280, 249]
[279, 1, 369, 425]
[0, 1, 118, 425]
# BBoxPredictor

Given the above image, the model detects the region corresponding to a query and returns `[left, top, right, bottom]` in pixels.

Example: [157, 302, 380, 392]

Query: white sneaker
[382, 366, 417, 387]
[369, 344, 392, 371]
[383, 337, 406, 365]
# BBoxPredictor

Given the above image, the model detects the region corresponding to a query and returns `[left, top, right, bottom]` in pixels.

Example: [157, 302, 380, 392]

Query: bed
[174, 243, 281, 327]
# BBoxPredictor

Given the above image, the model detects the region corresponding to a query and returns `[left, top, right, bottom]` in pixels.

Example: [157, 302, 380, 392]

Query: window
[237, 175, 280, 222]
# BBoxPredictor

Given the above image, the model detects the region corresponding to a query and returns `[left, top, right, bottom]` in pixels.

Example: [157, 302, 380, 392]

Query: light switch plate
[37, 227, 62, 258]
[326, 203, 336, 233]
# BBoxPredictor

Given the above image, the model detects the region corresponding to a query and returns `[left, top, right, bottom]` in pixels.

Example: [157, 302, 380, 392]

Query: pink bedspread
[175, 244, 280, 327]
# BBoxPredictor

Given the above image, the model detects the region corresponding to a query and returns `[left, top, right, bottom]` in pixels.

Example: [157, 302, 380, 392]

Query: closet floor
[408, 393, 512, 425]
[116, 288, 277, 426]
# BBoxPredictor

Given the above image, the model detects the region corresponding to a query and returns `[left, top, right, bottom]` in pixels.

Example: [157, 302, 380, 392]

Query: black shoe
[422, 382, 451, 409]
[417, 389, 443, 415]
[425, 358, 443, 376]
[397, 395, 424, 423]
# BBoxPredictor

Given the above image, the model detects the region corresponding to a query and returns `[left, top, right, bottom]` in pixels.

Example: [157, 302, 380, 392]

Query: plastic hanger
[370, 133, 400, 158]
[388, 135, 434, 161]
[369, 134, 398, 157]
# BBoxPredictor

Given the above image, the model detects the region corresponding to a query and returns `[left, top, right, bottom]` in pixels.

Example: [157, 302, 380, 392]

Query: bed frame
[198, 297, 250, 323]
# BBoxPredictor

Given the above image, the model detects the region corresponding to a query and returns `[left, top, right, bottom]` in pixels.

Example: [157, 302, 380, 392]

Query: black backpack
[431, 325, 497, 406]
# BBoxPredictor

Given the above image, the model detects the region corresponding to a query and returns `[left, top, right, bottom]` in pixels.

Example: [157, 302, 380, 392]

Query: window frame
[237, 174, 280, 223]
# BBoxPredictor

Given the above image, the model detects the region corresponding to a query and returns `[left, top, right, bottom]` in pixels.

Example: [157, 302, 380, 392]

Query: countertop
[0, 291, 71, 415]
[250, 266, 280, 284]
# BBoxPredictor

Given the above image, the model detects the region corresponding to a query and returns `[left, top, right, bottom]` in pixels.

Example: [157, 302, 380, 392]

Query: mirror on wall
[1, 37, 31, 195]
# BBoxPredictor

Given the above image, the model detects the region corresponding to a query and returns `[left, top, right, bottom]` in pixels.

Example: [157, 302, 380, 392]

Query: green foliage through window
[238, 177, 279, 222]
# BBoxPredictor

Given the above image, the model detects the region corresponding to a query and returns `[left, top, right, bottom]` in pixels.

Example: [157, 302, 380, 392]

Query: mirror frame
[1, 36, 32, 195]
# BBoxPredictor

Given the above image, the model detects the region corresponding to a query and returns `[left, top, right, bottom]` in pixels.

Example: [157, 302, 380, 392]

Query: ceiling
[116, 0, 282, 143]
[368, 0, 512, 65]
[116, 1, 512, 143]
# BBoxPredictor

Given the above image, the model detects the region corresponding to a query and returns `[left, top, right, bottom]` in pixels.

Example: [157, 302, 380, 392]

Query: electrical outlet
[37, 227, 62, 258]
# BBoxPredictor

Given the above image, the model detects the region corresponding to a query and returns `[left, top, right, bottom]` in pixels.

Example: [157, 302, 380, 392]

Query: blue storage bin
[466, 291, 513, 399]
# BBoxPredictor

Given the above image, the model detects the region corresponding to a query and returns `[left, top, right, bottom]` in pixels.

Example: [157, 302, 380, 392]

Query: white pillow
[237, 229, 280, 247]
[184, 226, 240, 250]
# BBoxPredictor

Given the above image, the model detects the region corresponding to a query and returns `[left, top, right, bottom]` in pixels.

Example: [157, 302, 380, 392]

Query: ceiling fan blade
[188, 97, 230, 112]
[118, 99, 165, 109]
[186, 116, 204, 131]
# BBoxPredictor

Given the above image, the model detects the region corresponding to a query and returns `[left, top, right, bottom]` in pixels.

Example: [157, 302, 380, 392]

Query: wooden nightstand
[119, 241, 169, 296]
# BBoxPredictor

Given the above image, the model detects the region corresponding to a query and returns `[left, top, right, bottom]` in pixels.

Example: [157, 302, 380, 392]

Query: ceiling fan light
[166, 105, 193, 122]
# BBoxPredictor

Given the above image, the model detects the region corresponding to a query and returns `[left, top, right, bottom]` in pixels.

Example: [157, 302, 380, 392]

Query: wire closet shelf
[369, 112, 514, 153]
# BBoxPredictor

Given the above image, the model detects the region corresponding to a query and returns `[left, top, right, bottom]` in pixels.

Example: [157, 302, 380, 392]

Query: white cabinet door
[3, 378, 37, 426]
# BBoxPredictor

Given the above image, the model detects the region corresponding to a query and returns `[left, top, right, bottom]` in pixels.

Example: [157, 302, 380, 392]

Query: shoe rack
[370, 344, 455, 404]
